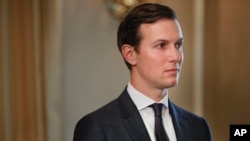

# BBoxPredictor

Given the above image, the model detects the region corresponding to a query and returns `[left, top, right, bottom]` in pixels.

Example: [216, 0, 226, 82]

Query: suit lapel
[117, 89, 151, 141]
[169, 101, 191, 141]
[117, 88, 193, 141]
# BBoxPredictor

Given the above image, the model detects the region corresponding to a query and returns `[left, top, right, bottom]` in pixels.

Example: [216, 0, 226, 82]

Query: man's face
[132, 19, 184, 89]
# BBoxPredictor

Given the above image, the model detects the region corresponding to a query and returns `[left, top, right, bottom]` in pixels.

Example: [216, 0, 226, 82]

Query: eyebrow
[176, 38, 184, 42]
[153, 38, 184, 44]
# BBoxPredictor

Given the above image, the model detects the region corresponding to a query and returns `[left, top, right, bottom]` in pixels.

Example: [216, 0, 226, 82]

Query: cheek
[138, 53, 160, 70]
[137, 48, 164, 69]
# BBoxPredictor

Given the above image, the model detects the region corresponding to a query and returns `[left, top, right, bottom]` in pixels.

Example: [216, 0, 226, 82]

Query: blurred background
[1, 0, 250, 141]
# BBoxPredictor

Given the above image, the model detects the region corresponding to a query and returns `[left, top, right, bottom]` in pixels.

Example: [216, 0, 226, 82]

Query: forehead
[138, 19, 183, 41]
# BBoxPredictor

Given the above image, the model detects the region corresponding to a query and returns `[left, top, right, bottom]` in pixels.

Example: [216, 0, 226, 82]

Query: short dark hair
[117, 3, 177, 70]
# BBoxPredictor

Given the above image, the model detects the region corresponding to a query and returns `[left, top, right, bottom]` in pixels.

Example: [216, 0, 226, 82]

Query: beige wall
[61, 1, 198, 141]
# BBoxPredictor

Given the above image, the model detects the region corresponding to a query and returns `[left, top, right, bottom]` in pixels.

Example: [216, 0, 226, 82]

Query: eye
[175, 41, 183, 49]
[157, 43, 166, 48]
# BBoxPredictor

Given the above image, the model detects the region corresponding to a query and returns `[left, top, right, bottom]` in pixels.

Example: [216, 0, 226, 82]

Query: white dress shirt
[127, 82, 177, 141]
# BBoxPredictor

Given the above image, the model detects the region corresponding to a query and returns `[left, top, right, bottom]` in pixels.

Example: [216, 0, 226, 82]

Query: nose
[168, 45, 182, 63]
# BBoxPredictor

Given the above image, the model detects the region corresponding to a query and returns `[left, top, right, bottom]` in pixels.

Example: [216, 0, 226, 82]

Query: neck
[129, 80, 168, 102]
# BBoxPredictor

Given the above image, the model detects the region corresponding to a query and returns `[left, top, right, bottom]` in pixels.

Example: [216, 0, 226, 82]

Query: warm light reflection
[103, 0, 166, 19]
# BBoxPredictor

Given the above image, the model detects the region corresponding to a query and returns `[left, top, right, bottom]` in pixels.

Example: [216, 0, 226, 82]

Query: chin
[168, 83, 177, 88]
[160, 81, 178, 89]
[167, 80, 179, 88]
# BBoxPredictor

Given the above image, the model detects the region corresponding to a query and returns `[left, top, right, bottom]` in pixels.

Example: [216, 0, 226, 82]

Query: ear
[121, 44, 137, 66]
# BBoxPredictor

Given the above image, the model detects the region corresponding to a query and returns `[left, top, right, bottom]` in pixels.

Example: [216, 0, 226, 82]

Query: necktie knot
[150, 103, 164, 117]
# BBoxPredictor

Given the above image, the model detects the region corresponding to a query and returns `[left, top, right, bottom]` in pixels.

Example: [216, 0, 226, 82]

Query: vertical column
[193, 0, 205, 116]
[1, 0, 11, 140]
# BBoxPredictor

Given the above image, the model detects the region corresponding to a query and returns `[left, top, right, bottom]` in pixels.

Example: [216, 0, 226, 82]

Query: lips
[165, 68, 179, 72]
[164, 68, 179, 75]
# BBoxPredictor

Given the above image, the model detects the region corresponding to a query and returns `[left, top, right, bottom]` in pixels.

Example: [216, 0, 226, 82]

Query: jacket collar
[169, 101, 191, 141]
[118, 88, 151, 141]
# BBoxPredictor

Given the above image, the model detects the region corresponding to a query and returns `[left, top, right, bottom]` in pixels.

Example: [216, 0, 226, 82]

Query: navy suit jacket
[73, 88, 212, 141]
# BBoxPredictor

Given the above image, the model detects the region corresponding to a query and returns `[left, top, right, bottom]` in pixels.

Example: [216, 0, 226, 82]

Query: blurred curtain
[0, 0, 61, 141]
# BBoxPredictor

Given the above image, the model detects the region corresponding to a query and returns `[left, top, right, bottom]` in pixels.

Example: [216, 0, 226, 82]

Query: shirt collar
[127, 82, 169, 111]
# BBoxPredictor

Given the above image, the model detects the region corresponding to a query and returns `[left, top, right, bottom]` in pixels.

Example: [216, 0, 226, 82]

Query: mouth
[164, 68, 179, 74]
[166, 68, 179, 72]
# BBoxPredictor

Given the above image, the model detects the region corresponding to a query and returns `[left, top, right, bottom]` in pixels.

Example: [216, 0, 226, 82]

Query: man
[73, 3, 212, 141]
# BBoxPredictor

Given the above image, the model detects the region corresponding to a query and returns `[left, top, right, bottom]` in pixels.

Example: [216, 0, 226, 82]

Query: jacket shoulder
[170, 102, 212, 141]
[73, 99, 121, 141]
